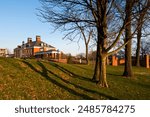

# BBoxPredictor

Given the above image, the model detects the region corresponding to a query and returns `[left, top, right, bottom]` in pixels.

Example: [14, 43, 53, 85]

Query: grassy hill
[0, 58, 150, 100]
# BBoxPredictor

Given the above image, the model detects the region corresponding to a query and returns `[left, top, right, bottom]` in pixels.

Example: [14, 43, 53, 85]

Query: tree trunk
[92, 51, 108, 87]
[135, 0, 148, 67]
[85, 44, 89, 64]
[92, 0, 108, 87]
[135, 26, 142, 67]
[92, 25, 108, 87]
[92, 43, 101, 82]
[123, 41, 133, 77]
[97, 56, 108, 87]
[123, 0, 134, 77]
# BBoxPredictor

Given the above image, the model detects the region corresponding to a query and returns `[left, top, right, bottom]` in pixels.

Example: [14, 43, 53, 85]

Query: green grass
[0, 58, 150, 100]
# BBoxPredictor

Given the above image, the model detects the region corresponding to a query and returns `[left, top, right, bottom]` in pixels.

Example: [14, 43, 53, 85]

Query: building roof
[24, 41, 55, 49]
[14, 36, 56, 50]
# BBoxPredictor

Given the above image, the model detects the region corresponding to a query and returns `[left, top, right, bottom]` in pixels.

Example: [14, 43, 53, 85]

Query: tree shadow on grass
[49, 62, 92, 82]
[72, 64, 93, 71]
[107, 73, 122, 77]
[46, 62, 118, 100]
[22, 60, 95, 100]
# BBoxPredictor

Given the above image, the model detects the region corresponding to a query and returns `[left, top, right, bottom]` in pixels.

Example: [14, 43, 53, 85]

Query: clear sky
[0, 0, 86, 55]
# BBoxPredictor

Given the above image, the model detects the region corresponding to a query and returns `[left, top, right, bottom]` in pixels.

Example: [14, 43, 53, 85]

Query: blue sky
[0, 0, 85, 55]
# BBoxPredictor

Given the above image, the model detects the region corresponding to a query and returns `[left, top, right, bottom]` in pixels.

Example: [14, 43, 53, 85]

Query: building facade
[0, 48, 8, 57]
[14, 35, 63, 59]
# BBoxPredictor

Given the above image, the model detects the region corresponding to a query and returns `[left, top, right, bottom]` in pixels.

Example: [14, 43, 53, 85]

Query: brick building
[14, 35, 64, 59]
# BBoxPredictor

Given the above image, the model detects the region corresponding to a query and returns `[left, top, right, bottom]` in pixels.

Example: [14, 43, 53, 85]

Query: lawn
[0, 58, 150, 100]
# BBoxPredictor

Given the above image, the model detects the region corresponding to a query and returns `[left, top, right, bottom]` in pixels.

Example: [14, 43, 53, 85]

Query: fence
[110, 55, 150, 68]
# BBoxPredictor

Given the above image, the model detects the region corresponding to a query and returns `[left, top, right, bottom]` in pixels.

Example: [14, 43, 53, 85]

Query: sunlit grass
[0, 58, 150, 100]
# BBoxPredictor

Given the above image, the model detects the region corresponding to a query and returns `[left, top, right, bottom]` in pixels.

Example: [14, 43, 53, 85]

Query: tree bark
[85, 44, 89, 64]
[135, 26, 142, 67]
[123, 0, 134, 77]
[92, 0, 108, 87]
[123, 40, 133, 77]
[135, 0, 149, 67]
[97, 55, 108, 87]
[92, 41, 101, 82]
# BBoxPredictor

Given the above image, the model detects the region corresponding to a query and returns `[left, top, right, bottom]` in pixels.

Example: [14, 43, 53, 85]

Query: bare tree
[77, 24, 93, 64]
[141, 38, 150, 58]
[64, 22, 94, 64]
[38, 0, 140, 87]
[135, 0, 150, 67]
[122, 0, 135, 77]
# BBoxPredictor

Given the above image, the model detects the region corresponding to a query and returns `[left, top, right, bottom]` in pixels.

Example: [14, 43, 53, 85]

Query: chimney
[36, 35, 41, 42]
[18, 45, 21, 48]
[27, 38, 32, 43]
[22, 41, 25, 45]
